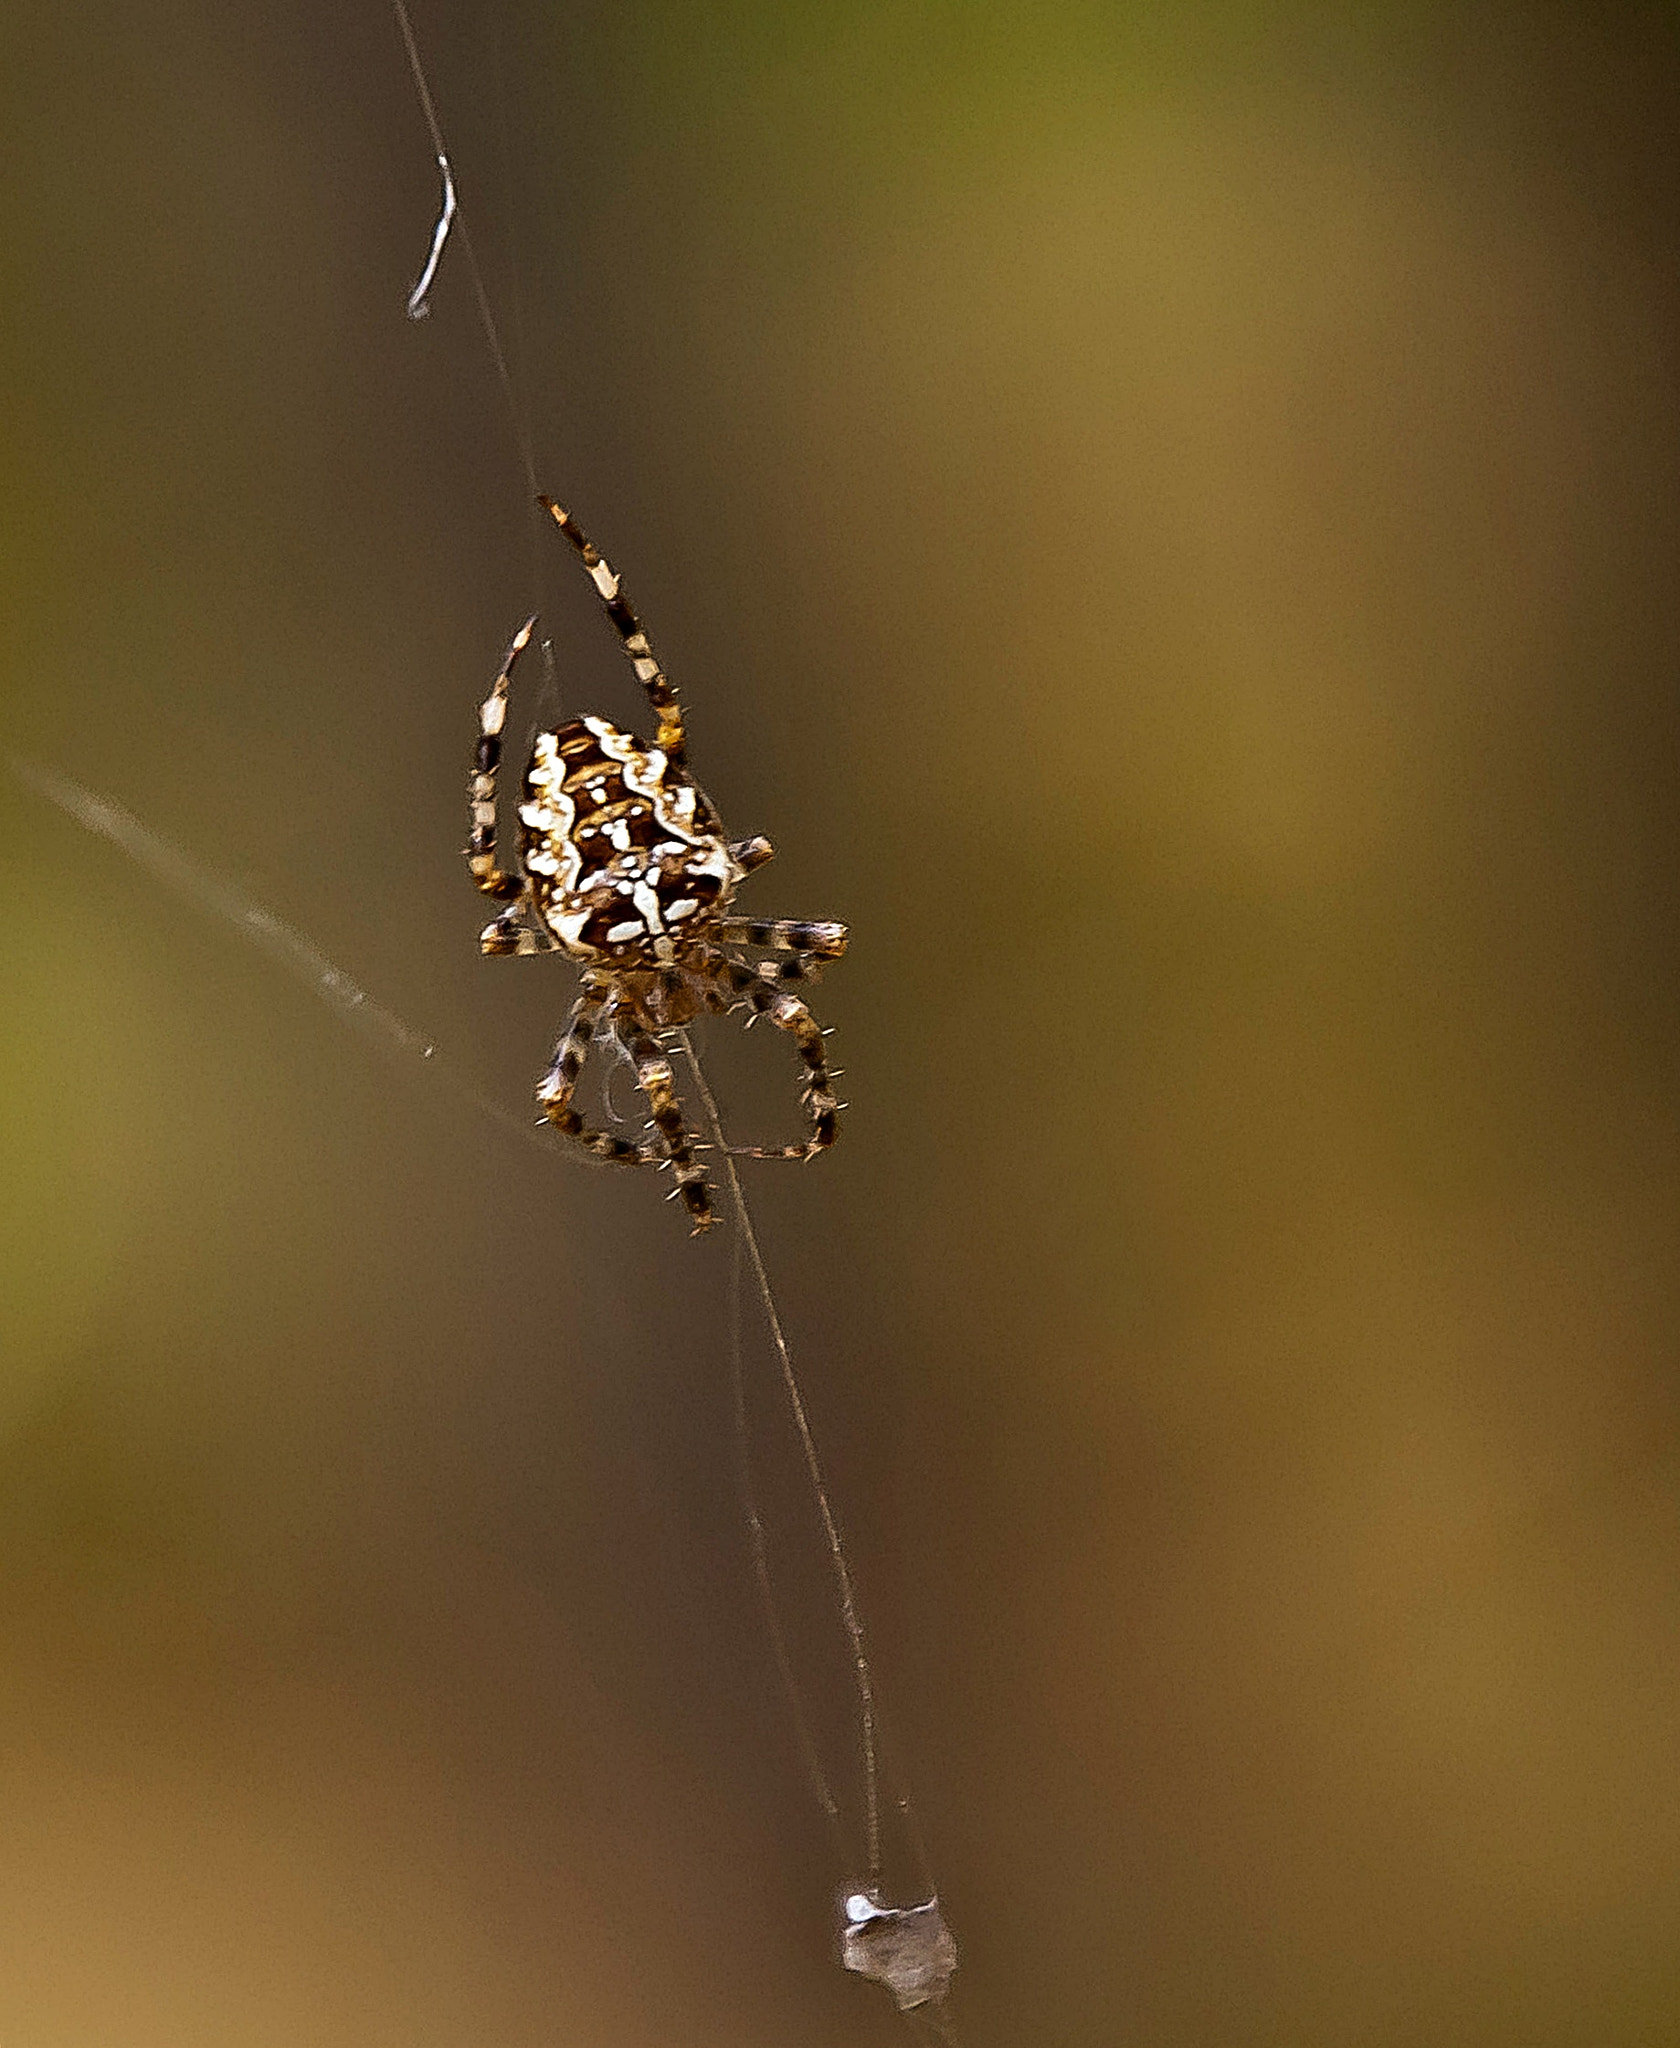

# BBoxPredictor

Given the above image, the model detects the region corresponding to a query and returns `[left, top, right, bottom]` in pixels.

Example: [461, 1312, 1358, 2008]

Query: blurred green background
[4, 2, 1680, 2042]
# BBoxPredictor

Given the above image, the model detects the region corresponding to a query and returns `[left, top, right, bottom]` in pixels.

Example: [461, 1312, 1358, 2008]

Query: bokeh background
[4, 2, 1680, 2042]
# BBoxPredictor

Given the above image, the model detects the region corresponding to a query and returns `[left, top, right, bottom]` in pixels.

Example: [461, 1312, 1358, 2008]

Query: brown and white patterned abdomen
[519, 716, 742, 964]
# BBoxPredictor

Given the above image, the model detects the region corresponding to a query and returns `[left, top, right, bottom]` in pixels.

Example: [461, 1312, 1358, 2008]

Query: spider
[467, 496, 848, 1233]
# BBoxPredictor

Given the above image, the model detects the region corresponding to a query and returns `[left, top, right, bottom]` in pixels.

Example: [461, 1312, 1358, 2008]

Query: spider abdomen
[520, 714, 741, 964]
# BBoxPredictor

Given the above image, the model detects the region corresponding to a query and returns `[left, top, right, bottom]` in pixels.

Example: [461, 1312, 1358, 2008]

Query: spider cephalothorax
[467, 496, 847, 1232]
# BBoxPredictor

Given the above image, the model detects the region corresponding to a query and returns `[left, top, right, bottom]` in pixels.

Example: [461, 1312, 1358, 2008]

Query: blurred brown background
[4, 2, 1680, 2042]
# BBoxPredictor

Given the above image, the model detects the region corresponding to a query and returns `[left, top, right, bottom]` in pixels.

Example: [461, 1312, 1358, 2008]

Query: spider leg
[469, 614, 538, 902]
[713, 918, 849, 989]
[538, 986, 661, 1166]
[479, 908, 557, 957]
[743, 955, 821, 988]
[716, 917, 848, 960]
[702, 948, 842, 1160]
[538, 496, 686, 768]
[617, 1017, 715, 1233]
[729, 835, 775, 875]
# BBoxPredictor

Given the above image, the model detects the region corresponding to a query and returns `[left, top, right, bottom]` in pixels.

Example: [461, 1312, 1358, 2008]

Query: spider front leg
[617, 1018, 716, 1233]
[538, 985, 661, 1167]
[705, 949, 842, 1158]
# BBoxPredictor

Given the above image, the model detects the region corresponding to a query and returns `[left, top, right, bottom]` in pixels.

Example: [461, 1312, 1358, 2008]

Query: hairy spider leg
[715, 917, 849, 987]
[619, 1016, 715, 1231]
[537, 986, 660, 1166]
[469, 614, 538, 901]
[538, 496, 687, 768]
[740, 955, 820, 988]
[716, 917, 849, 959]
[703, 948, 842, 1158]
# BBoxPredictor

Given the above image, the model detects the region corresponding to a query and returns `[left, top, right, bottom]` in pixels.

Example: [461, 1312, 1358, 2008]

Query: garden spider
[468, 496, 847, 1233]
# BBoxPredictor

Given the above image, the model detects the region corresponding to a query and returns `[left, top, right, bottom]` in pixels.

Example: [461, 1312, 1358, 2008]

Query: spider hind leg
[468, 615, 537, 902]
[538, 496, 687, 768]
